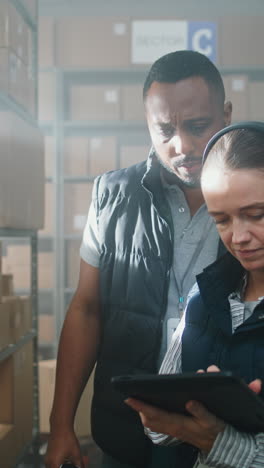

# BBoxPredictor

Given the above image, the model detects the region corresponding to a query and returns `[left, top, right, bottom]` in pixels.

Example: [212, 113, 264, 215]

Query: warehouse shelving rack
[39, 63, 264, 348]
[0, 0, 42, 465]
[0, 229, 39, 466]
[37, 0, 264, 353]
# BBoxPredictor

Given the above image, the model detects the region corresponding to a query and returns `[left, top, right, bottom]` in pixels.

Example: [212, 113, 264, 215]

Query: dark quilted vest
[181, 253, 264, 464]
[90, 155, 225, 467]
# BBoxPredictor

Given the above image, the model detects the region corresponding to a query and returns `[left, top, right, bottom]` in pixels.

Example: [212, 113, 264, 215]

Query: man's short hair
[143, 50, 225, 104]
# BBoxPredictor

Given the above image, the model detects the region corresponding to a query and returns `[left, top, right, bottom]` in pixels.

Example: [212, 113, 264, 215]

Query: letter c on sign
[192, 28, 212, 56]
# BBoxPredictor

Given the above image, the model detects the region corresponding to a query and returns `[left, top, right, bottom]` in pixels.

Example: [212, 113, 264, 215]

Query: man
[45, 50, 232, 468]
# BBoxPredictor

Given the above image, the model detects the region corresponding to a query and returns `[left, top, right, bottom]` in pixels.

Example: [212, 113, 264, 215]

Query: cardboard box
[38, 359, 95, 436]
[2, 296, 31, 342]
[219, 17, 264, 67]
[0, 1, 29, 64]
[249, 81, 264, 121]
[120, 145, 149, 168]
[2, 297, 23, 343]
[89, 137, 117, 176]
[38, 17, 54, 68]
[223, 75, 249, 122]
[39, 183, 54, 236]
[38, 314, 55, 345]
[5, 262, 53, 291]
[19, 296, 32, 335]
[64, 137, 90, 176]
[70, 85, 121, 121]
[44, 136, 55, 178]
[38, 70, 56, 122]
[64, 184, 93, 234]
[0, 424, 15, 468]
[4, 245, 54, 290]
[56, 17, 130, 68]
[0, 356, 13, 424]
[0, 302, 13, 350]
[64, 136, 117, 176]
[38, 252, 54, 290]
[3, 264, 30, 290]
[0, 111, 44, 229]
[0, 341, 33, 468]
[13, 341, 34, 451]
[0, 241, 2, 302]
[0, 48, 32, 112]
[2, 274, 14, 296]
[3, 245, 31, 290]
[6, 245, 30, 266]
[121, 85, 145, 121]
[66, 240, 81, 290]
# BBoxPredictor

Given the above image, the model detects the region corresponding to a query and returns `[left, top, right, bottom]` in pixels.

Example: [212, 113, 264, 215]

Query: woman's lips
[235, 248, 261, 259]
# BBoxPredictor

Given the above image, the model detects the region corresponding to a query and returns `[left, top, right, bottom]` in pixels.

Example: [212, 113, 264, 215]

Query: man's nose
[172, 134, 194, 155]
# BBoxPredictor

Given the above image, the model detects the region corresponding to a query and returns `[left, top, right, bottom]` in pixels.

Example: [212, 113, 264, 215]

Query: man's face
[144, 77, 231, 188]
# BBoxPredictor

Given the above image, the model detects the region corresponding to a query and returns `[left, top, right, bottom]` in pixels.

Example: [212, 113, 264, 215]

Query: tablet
[111, 371, 264, 433]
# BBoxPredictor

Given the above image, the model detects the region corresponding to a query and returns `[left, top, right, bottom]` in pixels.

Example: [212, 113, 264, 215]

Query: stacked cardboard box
[249, 82, 264, 121]
[0, 240, 34, 467]
[38, 71, 56, 122]
[64, 136, 117, 177]
[223, 75, 249, 123]
[55, 17, 130, 69]
[0, 341, 34, 468]
[0, 111, 44, 230]
[38, 360, 95, 437]
[2, 245, 54, 290]
[64, 183, 93, 234]
[66, 240, 81, 290]
[39, 183, 54, 237]
[0, 246, 32, 351]
[120, 144, 150, 168]
[38, 315, 55, 345]
[0, 0, 36, 115]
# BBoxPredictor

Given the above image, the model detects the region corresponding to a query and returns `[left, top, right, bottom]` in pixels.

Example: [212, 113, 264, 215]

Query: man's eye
[161, 128, 174, 138]
[190, 125, 208, 135]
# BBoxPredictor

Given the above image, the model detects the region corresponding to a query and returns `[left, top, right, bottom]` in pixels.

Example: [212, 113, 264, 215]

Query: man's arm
[45, 259, 101, 468]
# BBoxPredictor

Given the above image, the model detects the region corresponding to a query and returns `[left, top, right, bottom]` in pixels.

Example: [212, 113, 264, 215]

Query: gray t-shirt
[80, 178, 219, 365]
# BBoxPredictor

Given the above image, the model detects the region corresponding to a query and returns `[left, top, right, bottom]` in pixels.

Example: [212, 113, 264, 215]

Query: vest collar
[196, 253, 244, 336]
[142, 149, 174, 233]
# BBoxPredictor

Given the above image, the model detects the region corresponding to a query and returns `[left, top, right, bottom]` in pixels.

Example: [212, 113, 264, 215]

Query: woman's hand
[125, 365, 262, 453]
[125, 396, 225, 453]
[199, 364, 262, 394]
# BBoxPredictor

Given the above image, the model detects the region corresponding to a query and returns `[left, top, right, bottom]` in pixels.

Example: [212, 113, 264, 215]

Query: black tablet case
[111, 371, 264, 433]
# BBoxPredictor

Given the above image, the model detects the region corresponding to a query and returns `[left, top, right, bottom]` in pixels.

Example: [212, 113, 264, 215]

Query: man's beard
[156, 152, 202, 189]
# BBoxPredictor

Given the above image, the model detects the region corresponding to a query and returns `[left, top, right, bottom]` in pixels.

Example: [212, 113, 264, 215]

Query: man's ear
[224, 100, 232, 126]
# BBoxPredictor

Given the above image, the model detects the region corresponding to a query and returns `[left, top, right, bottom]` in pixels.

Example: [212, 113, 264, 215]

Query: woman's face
[202, 165, 264, 273]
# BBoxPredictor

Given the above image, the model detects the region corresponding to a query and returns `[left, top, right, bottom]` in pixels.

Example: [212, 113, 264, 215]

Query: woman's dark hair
[143, 50, 225, 105]
[202, 122, 264, 171]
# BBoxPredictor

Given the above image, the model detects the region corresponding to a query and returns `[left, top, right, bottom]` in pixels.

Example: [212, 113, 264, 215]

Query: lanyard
[172, 216, 213, 315]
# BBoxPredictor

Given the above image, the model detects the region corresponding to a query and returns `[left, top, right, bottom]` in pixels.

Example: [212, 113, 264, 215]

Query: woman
[126, 121, 264, 468]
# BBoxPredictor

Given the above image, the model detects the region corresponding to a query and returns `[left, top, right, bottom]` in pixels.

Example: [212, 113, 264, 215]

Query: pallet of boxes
[0, 242, 34, 467]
